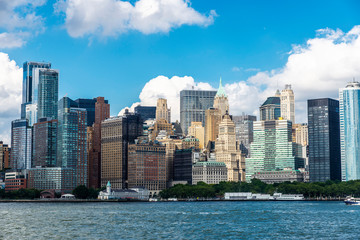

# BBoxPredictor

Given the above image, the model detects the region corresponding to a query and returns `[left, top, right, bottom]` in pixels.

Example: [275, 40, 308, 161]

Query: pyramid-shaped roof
[216, 77, 227, 97]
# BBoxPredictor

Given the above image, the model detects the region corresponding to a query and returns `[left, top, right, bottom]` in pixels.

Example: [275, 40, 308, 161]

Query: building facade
[33, 118, 58, 168]
[339, 81, 360, 181]
[101, 111, 142, 189]
[213, 78, 229, 116]
[205, 108, 221, 147]
[88, 97, 110, 188]
[10, 119, 32, 170]
[215, 113, 245, 182]
[0, 141, 10, 170]
[134, 105, 156, 121]
[188, 122, 205, 149]
[280, 84, 295, 123]
[128, 143, 170, 196]
[260, 94, 281, 121]
[233, 114, 256, 157]
[57, 97, 88, 188]
[28, 167, 75, 192]
[308, 98, 340, 182]
[173, 149, 193, 184]
[156, 98, 171, 123]
[180, 89, 217, 135]
[192, 161, 227, 185]
[245, 120, 304, 182]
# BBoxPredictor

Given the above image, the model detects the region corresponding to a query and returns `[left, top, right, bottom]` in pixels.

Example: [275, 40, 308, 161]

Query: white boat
[344, 196, 360, 205]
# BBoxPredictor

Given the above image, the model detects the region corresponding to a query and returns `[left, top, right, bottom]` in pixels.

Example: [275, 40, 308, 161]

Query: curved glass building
[339, 81, 360, 181]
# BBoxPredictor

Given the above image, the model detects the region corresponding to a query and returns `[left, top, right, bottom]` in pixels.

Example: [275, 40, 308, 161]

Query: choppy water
[0, 201, 359, 239]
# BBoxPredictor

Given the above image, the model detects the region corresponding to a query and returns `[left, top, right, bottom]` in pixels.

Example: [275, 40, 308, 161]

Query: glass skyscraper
[245, 120, 304, 182]
[339, 81, 360, 181]
[308, 98, 341, 182]
[180, 90, 217, 135]
[21, 61, 51, 119]
[10, 119, 32, 170]
[36, 68, 59, 121]
[260, 96, 281, 121]
[57, 97, 88, 187]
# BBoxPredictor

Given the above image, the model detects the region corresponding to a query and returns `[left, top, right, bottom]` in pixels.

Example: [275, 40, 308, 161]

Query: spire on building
[216, 77, 227, 98]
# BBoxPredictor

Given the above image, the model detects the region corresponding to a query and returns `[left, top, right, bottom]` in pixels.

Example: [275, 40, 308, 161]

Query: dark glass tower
[134, 105, 156, 122]
[308, 98, 341, 182]
[37, 69, 59, 121]
[180, 90, 217, 135]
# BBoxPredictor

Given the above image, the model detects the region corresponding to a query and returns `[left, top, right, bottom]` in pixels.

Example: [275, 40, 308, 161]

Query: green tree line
[159, 179, 360, 199]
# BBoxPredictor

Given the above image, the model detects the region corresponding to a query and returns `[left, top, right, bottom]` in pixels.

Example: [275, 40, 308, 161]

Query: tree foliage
[159, 180, 360, 199]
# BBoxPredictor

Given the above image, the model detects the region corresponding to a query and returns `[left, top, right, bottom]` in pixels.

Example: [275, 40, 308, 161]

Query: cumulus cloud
[119, 76, 214, 121]
[55, 0, 216, 38]
[122, 25, 360, 124]
[0, 52, 22, 143]
[0, 0, 45, 48]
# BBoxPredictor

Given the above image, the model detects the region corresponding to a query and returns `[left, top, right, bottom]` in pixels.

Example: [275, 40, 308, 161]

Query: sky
[0, 0, 360, 143]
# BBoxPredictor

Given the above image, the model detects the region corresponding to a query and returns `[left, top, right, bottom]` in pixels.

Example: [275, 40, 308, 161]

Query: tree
[72, 185, 90, 199]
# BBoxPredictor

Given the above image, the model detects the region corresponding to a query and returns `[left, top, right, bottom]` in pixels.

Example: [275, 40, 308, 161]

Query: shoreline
[0, 198, 345, 203]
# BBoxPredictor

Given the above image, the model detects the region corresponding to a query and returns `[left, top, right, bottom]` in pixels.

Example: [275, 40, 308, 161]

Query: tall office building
[180, 89, 217, 135]
[57, 97, 88, 187]
[134, 105, 156, 121]
[156, 98, 171, 123]
[215, 113, 245, 182]
[0, 141, 10, 170]
[339, 81, 360, 181]
[280, 84, 295, 123]
[213, 78, 229, 116]
[260, 91, 281, 121]
[21, 61, 51, 119]
[173, 149, 193, 184]
[75, 98, 97, 127]
[205, 108, 221, 146]
[101, 111, 142, 188]
[308, 98, 340, 182]
[88, 97, 110, 188]
[245, 120, 304, 182]
[33, 118, 58, 167]
[233, 114, 256, 157]
[10, 119, 32, 170]
[36, 69, 59, 121]
[188, 122, 205, 149]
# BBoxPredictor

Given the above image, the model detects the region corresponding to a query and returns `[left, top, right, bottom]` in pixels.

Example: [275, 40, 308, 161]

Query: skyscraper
[215, 113, 245, 182]
[36, 69, 59, 121]
[308, 98, 340, 182]
[101, 111, 142, 188]
[88, 97, 110, 188]
[180, 89, 217, 135]
[0, 141, 10, 171]
[188, 122, 205, 149]
[205, 107, 221, 146]
[21, 61, 51, 119]
[245, 120, 304, 182]
[339, 81, 360, 181]
[280, 84, 295, 123]
[259, 92, 281, 121]
[134, 105, 156, 121]
[233, 114, 256, 157]
[57, 97, 88, 187]
[156, 98, 171, 123]
[74, 98, 97, 127]
[213, 78, 229, 116]
[33, 118, 58, 167]
[10, 119, 32, 170]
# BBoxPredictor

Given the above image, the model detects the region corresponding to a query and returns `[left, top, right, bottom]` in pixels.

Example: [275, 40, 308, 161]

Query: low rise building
[252, 168, 308, 184]
[98, 181, 149, 201]
[5, 171, 27, 191]
[192, 161, 227, 185]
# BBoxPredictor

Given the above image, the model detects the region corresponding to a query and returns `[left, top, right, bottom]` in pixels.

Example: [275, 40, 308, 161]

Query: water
[0, 201, 359, 239]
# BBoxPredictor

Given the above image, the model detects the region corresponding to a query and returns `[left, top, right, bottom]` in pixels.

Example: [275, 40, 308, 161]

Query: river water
[0, 201, 359, 239]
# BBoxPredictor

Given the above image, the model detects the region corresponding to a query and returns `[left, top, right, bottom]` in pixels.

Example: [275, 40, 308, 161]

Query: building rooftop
[194, 161, 227, 167]
[261, 96, 280, 106]
[216, 77, 227, 98]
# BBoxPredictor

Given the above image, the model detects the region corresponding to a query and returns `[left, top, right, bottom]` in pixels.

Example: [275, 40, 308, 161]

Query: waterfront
[0, 201, 359, 239]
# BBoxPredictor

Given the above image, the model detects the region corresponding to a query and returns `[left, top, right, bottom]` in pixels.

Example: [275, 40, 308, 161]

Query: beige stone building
[215, 113, 245, 182]
[280, 84, 295, 123]
[188, 122, 205, 149]
[156, 98, 171, 123]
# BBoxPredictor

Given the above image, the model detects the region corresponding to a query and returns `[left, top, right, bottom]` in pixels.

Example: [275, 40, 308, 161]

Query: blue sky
[0, 0, 360, 141]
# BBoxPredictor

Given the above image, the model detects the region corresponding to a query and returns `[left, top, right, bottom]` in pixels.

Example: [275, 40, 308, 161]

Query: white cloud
[119, 75, 214, 121]
[0, 52, 22, 143]
[121, 25, 360, 125]
[0, 0, 45, 49]
[55, 0, 216, 38]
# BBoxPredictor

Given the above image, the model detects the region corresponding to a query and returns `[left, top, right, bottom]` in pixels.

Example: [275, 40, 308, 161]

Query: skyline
[1, 0, 360, 143]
